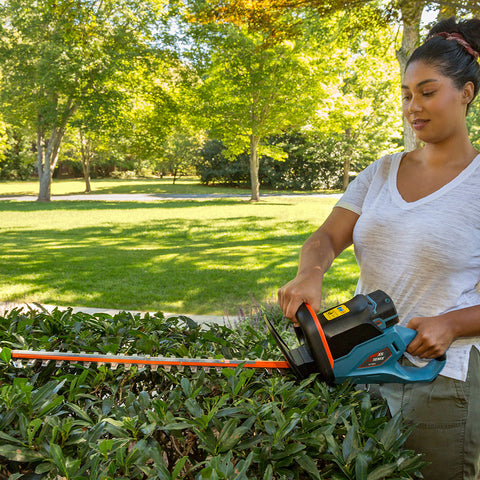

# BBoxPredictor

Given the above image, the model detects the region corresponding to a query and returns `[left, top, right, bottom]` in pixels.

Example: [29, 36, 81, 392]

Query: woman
[278, 18, 480, 480]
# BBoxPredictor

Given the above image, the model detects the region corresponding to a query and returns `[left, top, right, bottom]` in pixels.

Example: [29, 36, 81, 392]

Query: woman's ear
[462, 81, 475, 105]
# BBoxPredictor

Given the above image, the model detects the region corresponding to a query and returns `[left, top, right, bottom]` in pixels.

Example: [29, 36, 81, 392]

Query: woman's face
[401, 60, 473, 145]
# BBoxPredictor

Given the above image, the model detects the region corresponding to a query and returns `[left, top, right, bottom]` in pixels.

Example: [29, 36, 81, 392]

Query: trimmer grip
[296, 303, 335, 384]
[395, 325, 447, 382]
[396, 355, 446, 383]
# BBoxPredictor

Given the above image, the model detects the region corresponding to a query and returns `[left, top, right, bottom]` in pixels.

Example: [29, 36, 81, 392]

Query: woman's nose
[407, 95, 422, 113]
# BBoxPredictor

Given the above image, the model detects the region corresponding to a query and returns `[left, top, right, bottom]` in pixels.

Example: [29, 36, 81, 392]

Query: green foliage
[0, 0, 172, 199]
[195, 139, 250, 186]
[467, 99, 480, 150]
[196, 132, 346, 190]
[187, 5, 404, 194]
[0, 128, 35, 181]
[0, 307, 425, 479]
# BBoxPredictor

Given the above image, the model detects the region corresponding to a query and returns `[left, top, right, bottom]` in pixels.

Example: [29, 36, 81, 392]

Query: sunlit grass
[0, 195, 358, 315]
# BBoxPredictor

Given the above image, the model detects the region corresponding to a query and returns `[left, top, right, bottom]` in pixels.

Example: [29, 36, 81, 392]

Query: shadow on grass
[0, 177, 247, 197]
[0, 198, 303, 212]
[85, 180, 252, 196]
[0, 214, 359, 315]
[0, 199, 252, 211]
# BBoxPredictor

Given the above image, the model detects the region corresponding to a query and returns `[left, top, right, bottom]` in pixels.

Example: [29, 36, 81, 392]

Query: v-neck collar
[389, 151, 480, 209]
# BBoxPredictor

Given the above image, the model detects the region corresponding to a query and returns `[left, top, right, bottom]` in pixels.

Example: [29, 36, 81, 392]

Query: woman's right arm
[277, 206, 359, 322]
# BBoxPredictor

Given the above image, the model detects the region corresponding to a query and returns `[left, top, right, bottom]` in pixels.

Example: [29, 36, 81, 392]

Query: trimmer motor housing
[266, 290, 446, 384]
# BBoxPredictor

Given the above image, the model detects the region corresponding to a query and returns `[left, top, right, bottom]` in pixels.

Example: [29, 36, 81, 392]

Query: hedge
[0, 307, 426, 479]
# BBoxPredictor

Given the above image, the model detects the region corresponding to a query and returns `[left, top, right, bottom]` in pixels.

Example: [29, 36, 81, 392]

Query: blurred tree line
[0, 0, 479, 200]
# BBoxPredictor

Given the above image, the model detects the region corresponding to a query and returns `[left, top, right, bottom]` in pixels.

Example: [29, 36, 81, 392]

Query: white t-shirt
[336, 151, 480, 381]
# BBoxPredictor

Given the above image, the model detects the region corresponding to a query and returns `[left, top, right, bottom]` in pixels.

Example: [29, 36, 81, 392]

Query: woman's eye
[423, 91, 435, 96]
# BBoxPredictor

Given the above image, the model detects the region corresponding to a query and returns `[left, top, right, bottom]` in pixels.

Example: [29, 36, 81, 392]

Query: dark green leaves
[0, 307, 425, 479]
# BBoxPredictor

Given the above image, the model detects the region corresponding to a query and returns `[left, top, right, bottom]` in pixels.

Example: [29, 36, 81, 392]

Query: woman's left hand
[405, 315, 456, 358]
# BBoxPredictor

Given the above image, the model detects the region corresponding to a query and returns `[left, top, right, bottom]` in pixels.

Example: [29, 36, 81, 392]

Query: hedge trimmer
[11, 290, 446, 384]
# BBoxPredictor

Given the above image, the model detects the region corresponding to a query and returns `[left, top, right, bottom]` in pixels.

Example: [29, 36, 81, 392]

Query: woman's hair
[407, 17, 480, 110]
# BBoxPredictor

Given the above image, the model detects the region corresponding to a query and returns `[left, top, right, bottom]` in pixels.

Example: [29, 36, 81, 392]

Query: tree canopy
[1, 1, 480, 197]
[0, 0, 169, 200]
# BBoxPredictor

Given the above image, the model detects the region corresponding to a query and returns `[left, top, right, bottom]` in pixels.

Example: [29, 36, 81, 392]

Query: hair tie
[432, 32, 479, 60]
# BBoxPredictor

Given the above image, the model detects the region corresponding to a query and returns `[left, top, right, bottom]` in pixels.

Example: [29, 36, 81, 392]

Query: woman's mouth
[412, 119, 429, 130]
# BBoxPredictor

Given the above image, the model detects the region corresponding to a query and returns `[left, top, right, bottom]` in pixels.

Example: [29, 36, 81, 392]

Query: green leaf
[7, 474, 23, 480]
[396, 454, 427, 473]
[27, 417, 43, 446]
[271, 441, 305, 461]
[342, 423, 360, 464]
[218, 416, 255, 453]
[0, 444, 43, 462]
[39, 394, 64, 416]
[161, 421, 192, 431]
[102, 396, 114, 415]
[263, 464, 273, 480]
[0, 347, 11, 363]
[35, 462, 53, 474]
[264, 420, 276, 436]
[49, 443, 67, 474]
[196, 426, 218, 455]
[172, 456, 188, 479]
[355, 452, 371, 480]
[0, 430, 24, 446]
[181, 377, 193, 397]
[366, 463, 398, 480]
[296, 454, 321, 480]
[99, 439, 115, 457]
[377, 414, 402, 451]
[67, 402, 94, 425]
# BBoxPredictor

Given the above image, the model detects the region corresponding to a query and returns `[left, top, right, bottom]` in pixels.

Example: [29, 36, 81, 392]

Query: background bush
[195, 132, 355, 191]
[0, 307, 425, 479]
[0, 130, 35, 181]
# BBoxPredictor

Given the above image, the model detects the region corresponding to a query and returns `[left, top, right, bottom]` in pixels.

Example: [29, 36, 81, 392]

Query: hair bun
[429, 17, 480, 55]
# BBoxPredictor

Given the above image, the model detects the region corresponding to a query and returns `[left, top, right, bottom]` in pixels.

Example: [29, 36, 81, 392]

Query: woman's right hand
[277, 268, 324, 324]
[278, 206, 358, 324]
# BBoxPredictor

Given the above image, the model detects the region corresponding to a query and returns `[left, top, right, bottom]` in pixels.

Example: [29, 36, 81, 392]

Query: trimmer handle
[395, 325, 447, 383]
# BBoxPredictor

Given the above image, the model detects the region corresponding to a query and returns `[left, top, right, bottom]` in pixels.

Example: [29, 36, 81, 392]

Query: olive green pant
[378, 347, 480, 480]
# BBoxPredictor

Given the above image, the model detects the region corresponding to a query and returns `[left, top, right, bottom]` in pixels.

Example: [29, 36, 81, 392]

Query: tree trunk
[84, 163, 91, 193]
[342, 128, 352, 190]
[342, 156, 350, 190]
[37, 127, 66, 201]
[79, 128, 92, 193]
[396, 0, 425, 152]
[38, 165, 52, 202]
[36, 127, 47, 198]
[36, 99, 77, 201]
[249, 135, 261, 201]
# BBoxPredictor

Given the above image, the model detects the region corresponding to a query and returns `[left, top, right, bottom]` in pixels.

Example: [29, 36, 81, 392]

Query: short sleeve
[335, 156, 387, 215]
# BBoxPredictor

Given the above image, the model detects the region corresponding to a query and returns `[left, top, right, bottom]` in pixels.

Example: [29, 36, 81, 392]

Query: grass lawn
[0, 177, 244, 196]
[0, 183, 358, 316]
[0, 177, 340, 197]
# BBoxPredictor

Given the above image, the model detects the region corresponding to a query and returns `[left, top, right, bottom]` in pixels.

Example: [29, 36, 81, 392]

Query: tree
[158, 126, 203, 182]
[395, 0, 425, 152]
[191, 0, 480, 156]
[184, 3, 326, 200]
[0, 0, 166, 201]
[310, 22, 403, 188]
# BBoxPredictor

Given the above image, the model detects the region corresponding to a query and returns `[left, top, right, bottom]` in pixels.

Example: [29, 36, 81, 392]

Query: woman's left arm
[406, 305, 480, 358]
